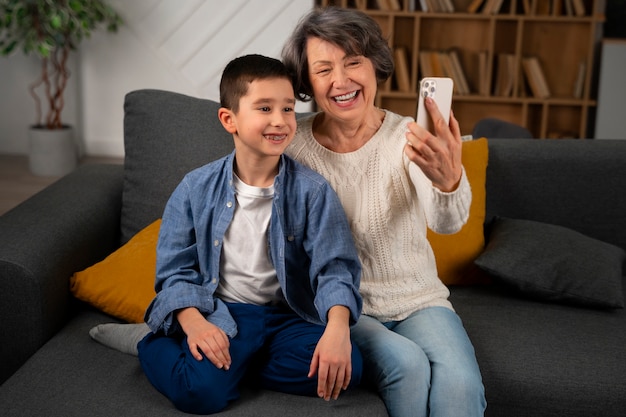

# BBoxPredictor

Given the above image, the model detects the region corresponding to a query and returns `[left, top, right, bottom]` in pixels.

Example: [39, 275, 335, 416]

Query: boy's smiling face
[223, 77, 297, 159]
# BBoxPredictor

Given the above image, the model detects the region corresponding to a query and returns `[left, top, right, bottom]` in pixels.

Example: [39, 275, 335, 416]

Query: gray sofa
[1, 89, 625, 417]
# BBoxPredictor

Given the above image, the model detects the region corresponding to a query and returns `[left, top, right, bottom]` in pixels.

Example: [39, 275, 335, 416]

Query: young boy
[136, 55, 363, 414]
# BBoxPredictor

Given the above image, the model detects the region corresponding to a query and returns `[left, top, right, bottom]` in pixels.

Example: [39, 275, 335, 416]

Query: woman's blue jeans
[138, 303, 363, 414]
[351, 306, 486, 417]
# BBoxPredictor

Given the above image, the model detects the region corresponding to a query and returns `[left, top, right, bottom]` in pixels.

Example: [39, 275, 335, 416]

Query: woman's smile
[333, 90, 360, 103]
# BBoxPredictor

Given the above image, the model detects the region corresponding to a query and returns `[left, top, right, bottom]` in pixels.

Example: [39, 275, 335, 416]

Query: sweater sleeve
[407, 156, 472, 235]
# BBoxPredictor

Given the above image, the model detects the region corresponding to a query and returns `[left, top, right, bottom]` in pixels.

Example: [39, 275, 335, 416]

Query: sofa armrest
[0, 164, 124, 384]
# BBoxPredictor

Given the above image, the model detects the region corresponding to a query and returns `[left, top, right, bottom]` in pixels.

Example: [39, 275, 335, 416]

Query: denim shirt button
[226, 201, 233, 208]
[211, 278, 217, 285]
[213, 239, 220, 247]
[287, 235, 295, 242]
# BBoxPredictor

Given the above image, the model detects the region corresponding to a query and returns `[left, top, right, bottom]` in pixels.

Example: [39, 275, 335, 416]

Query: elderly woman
[282, 6, 486, 417]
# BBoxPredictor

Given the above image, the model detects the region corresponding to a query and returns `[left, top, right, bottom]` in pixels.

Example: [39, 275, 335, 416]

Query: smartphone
[416, 77, 454, 134]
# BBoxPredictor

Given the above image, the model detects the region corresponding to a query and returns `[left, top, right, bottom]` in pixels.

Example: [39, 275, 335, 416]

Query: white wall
[594, 39, 626, 139]
[0, 0, 313, 157]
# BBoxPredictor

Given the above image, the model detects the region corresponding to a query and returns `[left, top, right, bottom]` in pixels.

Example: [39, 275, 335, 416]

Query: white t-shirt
[216, 174, 284, 305]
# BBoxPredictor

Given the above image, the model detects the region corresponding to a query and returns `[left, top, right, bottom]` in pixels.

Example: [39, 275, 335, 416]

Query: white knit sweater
[286, 111, 471, 321]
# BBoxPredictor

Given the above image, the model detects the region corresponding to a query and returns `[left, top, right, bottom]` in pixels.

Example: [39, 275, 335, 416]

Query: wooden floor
[0, 154, 123, 216]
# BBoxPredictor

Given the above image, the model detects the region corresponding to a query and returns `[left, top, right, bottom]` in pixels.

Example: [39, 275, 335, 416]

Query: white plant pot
[28, 126, 78, 177]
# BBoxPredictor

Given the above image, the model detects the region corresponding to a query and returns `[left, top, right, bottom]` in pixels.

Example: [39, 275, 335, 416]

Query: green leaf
[50, 14, 62, 29]
[37, 43, 50, 57]
[2, 13, 13, 28]
[69, 0, 82, 12]
[1, 40, 18, 55]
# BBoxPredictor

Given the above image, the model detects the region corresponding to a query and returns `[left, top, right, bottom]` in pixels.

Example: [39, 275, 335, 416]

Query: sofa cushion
[0, 310, 388, 417]
[484, 139, 626, 252]
[70, 220, 160, 323]
[121, 89, 233, 244]
[474, 217, 625, 309]
[427, 137, 489, 285]
[449, 283, 626, 417]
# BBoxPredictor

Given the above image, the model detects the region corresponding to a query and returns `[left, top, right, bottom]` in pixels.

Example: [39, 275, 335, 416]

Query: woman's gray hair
[282, 6, 394, 102]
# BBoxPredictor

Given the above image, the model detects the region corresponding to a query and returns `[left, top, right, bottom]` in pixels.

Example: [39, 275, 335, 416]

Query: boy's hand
[177, 307, 231, 370]
[308, 306, 353, 401]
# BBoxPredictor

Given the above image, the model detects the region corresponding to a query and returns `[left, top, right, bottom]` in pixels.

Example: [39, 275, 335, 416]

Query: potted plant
[0, 0, 121, 176]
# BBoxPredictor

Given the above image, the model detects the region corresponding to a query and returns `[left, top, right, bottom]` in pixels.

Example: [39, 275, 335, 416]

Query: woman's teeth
[334, 91, 358, 102]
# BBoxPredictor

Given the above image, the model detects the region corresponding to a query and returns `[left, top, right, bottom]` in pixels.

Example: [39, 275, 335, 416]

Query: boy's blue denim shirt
[145, 151, 362, 337]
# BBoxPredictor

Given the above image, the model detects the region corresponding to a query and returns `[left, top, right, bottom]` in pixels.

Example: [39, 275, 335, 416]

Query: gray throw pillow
[474, 217, 625, 309]
[120, 89, 311, 244]
[121, 89, 233, 244]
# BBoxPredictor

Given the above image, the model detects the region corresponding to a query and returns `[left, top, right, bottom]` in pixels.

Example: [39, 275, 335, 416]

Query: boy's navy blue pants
[138, 303, 363, 414]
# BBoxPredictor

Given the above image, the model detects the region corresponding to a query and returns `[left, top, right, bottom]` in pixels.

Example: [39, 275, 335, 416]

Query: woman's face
[306, 37, 378, 121]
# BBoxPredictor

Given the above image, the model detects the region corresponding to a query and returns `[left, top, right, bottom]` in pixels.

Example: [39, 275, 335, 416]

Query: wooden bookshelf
[316, 0, 605, 139]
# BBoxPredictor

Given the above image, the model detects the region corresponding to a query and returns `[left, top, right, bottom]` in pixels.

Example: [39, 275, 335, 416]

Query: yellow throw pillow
[70, 219, 160, 323]
[427, 138, 489, 285]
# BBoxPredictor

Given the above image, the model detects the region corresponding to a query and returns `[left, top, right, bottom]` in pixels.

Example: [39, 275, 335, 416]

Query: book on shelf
[520, 0, 582, 17]
[467, 0, 485, 13]
[440, 0, 455, 12]
[430, 51, 445, 77]
[419, 52, 439, 77]
[419, 51, 433, 78]
[375, 0, 389, 10]
[522, 57, 551, 99]
[493, 54, 505, 96]
[522, 0, 534, 14]
[522, 0, 577, 15]
[522, 59, 541, 97]
[438, 52, 467, 94]
[438, 52, 455, 80]
[376, 0, 401, 10]
[481, 0, 504, 14]
[573, 60, 586, 99]
[563, 0, 574, 16]
[571, 0, 586, 16]
[387, 0, 402, 11]
[534, 59, 551, 98]
[419, 51, 444, 77]
[421, 0, 434, 11]
[418, 50, 470, 95]
[393, 47, 412, 92]
[493, 53, 515, 97]
[448, 49, 471, 95]
[535, 0, 551, 15]
[354, 0, 367, 10]
[420, 0, 455, 13]
[478, 51, 489, 96]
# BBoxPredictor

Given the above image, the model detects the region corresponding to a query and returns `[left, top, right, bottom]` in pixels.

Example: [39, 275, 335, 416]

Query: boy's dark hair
[219, 54, 293, 113]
